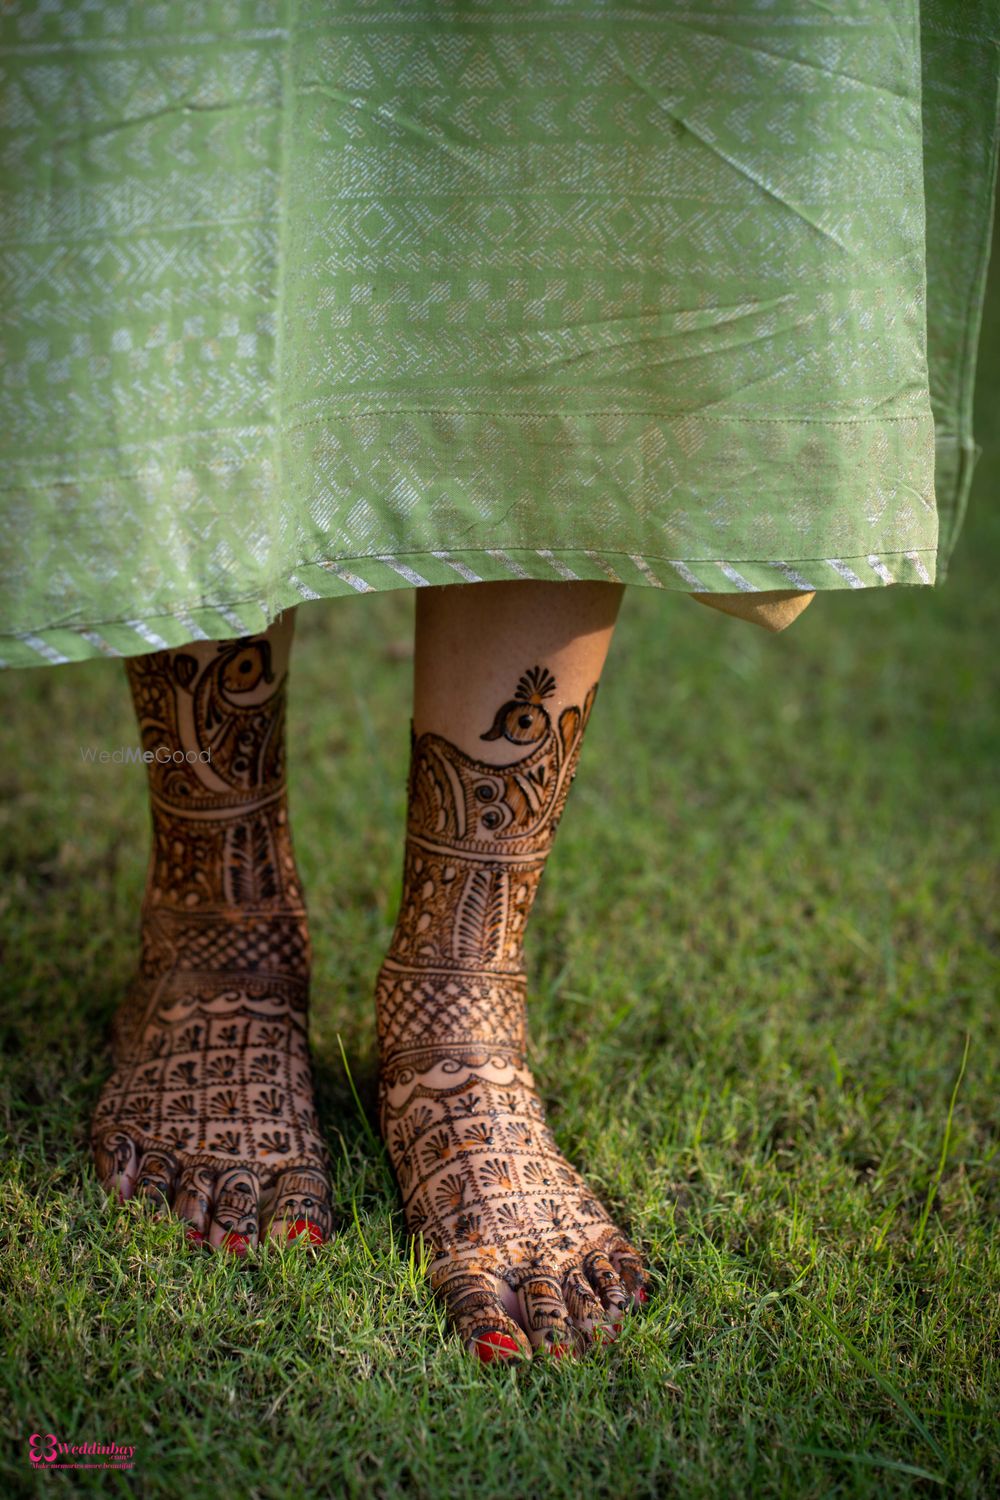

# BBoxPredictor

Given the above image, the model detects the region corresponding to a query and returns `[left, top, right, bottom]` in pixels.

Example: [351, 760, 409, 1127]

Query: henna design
[90, 633, 333, 1247]
[377, 666, 647, 1358]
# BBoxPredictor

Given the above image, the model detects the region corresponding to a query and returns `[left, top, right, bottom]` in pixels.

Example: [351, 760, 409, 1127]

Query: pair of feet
[90, 640, 647, 1363]
[91, 947, 646, 1362]
[91, 912, 647, 1363]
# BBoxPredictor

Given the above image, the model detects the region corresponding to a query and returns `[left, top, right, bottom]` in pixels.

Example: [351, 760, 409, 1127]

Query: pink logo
[27, 1432, 135, 1470]
[28, 1434, 58, 1465]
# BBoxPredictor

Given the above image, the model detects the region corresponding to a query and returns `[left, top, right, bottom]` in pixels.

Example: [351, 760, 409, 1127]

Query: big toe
[92, 1129, 140, 1203]
[431, 1261, 531, 1364]
[263, 1167, 334, 1246]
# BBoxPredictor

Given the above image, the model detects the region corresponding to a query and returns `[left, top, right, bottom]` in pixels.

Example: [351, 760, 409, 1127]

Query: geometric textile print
[2, 2, 998, 669]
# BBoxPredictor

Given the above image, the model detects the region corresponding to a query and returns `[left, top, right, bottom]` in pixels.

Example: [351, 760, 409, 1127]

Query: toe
[473, 1329, 526, 1363]
[262, 1167, 333, 1246]
[608, 1234, 649, 1307]
[431, 1261, 531, 1363]
[134, 1149, 178, 1210]
[208, 1165, 261, 1256]
[92, 1129, 140, 1202]
[582, 1248, 630, 1324]
[517, 1267, 579, 1358]
[562, 1264, 618, 1346]
[172, 1163, 216, 1245]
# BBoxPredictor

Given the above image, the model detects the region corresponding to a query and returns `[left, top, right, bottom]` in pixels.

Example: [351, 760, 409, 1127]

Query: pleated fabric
[0, 1, 997, 668]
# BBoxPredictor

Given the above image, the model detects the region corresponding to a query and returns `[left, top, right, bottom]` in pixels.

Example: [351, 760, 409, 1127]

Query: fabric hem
[0, 543, 937, 670]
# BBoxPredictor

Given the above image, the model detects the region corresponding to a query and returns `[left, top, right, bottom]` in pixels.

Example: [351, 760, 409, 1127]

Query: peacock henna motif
[377, 665, 648, 1360]
[90, 631, 333, 1250]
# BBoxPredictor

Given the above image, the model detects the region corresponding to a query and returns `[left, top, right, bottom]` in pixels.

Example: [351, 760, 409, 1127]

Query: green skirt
[1, 1, 997, 668]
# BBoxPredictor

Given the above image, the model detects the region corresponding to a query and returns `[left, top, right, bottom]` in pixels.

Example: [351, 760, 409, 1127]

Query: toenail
[636, 1287, 649, 1304]
[548, 1343, 571, 1358]
[185, 1228, 205, 1246]
[591, 1325, 618, 1347]
[473, 1332, 521, 1363]
[286, 1217, 325, 1246]
[222, 1231, 250, 1256]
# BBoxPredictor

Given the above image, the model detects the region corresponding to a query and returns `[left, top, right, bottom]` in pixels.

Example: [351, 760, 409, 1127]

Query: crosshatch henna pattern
[90, 634, 332, 1250]
[377, 666, 648, 1360]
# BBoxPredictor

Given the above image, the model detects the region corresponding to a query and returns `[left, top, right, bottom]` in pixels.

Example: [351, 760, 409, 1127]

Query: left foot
[377, 668, 648, 1360]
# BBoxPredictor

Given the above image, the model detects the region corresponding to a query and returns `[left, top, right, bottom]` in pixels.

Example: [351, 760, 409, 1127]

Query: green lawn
[3, 362, 999, 1498]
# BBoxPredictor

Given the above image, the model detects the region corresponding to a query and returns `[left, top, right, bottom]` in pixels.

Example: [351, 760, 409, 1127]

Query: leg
[90, 614, 333, 1250]
[377, 580, 648, 1363]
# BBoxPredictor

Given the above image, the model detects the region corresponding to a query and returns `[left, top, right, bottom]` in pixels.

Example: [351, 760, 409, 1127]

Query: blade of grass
[351, 1193, 376, 1267]
[336, 1031, 378, 1150]
[790, 1292, 947, 1468]
[914, 1031, 971, 1252]
[788, 1447, 946, 1484]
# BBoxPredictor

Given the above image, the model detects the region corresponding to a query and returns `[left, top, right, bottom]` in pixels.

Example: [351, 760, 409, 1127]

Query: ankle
[375, 942, 529, 1070]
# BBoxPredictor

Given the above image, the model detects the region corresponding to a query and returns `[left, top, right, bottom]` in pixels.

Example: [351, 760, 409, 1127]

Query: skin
[378, 581, 646, 1361]
[90, 612, 333, 1251]
[413, 581, 623, 747]
[93, 579, 806, 1343]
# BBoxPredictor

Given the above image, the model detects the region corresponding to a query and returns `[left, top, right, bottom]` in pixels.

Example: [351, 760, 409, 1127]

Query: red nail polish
[473, 1331, 521, 1363]
[636, 1287, 649, 1305]
[186, 1228, 205, 1245]
[592, 1325, 618, 1347]
[548, 1343, 571, 1358]
[286, 1217, 325, 1245]
[222, 1231, 249, 1256]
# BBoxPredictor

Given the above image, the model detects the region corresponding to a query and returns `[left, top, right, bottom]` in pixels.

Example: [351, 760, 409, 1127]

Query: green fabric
[0, 1, 997, 669]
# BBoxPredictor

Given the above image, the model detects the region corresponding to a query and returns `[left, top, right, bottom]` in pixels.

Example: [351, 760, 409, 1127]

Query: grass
[2, 315, 999, 1500]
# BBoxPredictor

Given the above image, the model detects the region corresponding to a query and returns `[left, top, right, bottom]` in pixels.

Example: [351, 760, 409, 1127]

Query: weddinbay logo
[79, 744, 211, 764]
[28, 1432, 135, 1470]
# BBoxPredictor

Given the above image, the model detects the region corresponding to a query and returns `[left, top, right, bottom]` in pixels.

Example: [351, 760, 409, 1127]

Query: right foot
[377, 667, 648, 1360]
[90, 633, 333, 1251]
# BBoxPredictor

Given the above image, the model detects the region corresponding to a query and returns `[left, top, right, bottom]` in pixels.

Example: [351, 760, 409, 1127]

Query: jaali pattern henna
[90, 633, 332, 1250]
[377, 666, 648, 1360]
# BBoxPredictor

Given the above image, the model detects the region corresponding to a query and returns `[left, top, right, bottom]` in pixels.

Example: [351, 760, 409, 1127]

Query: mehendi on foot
[90, 635, 333, 1250]
[377, 666, 648, 1361]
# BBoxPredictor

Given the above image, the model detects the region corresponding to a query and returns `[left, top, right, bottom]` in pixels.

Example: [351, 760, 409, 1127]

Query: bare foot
[90, 632, 332, 1251]
[377, 668, 648, 1359]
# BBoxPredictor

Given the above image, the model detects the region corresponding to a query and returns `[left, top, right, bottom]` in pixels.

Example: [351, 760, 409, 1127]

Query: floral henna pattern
[377, 666, 648, 1361]
[90, 633, 333, 1249]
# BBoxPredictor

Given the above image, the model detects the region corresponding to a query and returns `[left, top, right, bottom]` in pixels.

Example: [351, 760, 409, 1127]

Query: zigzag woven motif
[1, 1, 997, 667]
